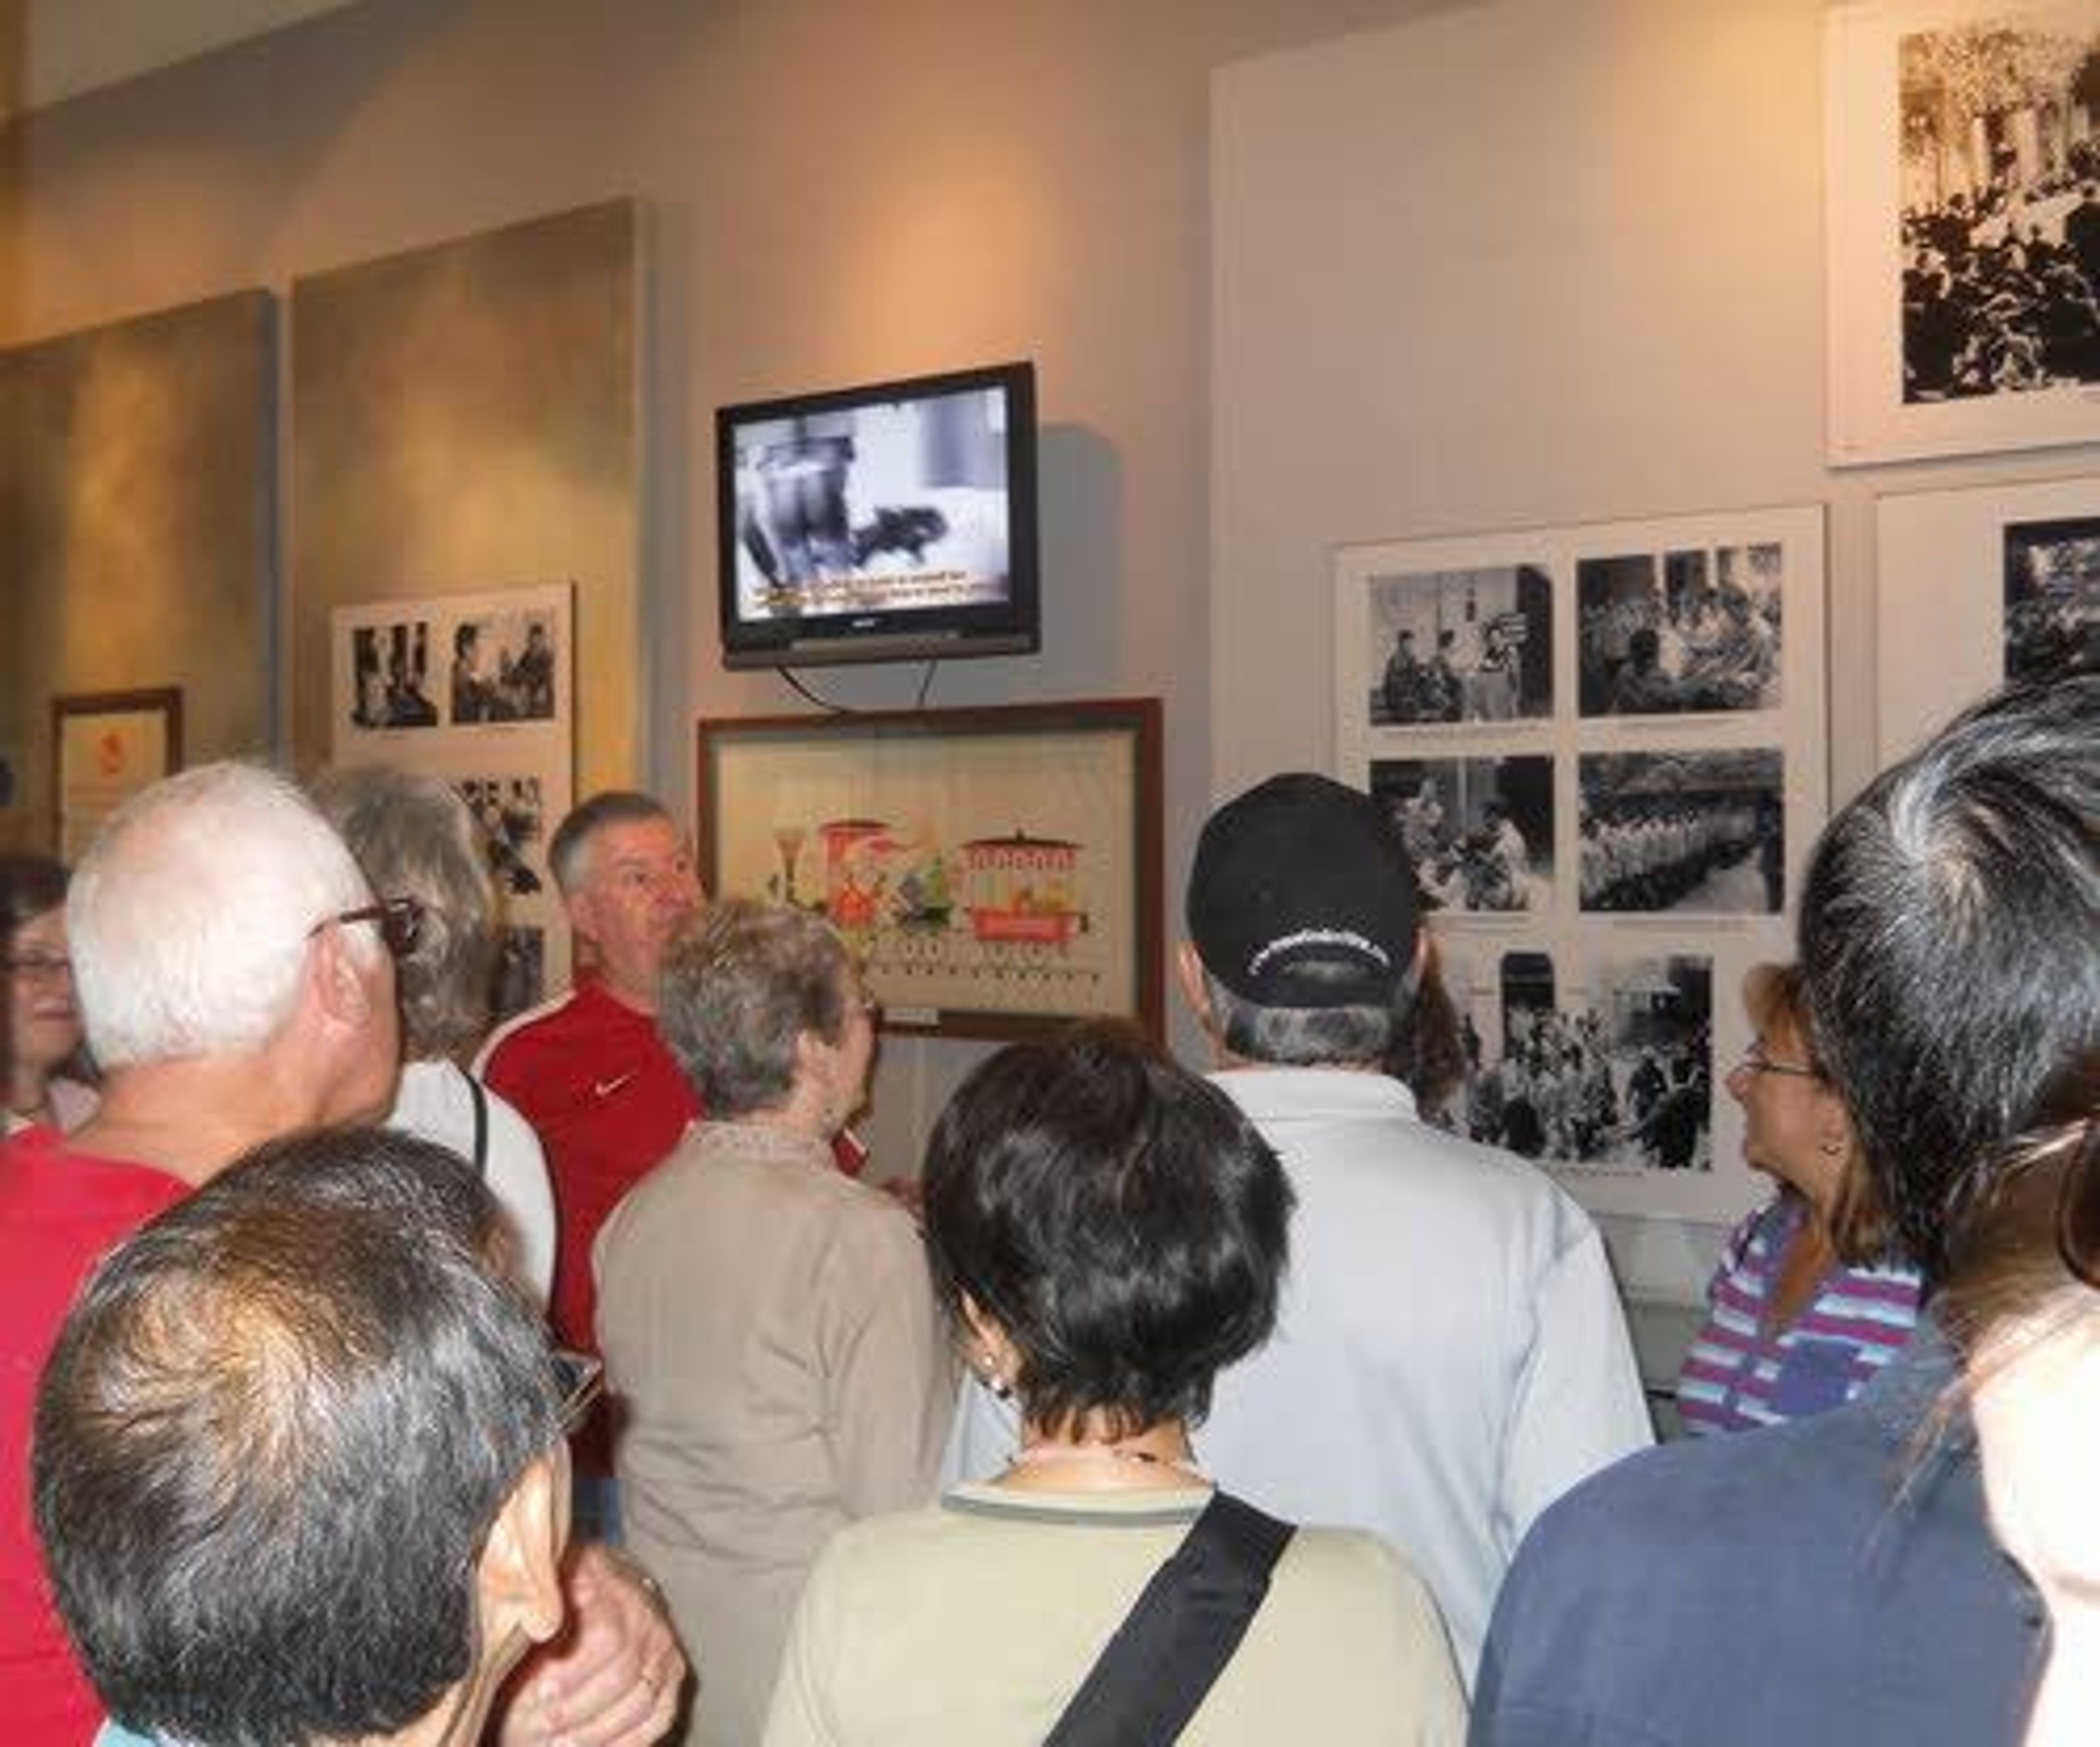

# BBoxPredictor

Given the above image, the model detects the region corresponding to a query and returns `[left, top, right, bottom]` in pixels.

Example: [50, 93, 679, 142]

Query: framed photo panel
[1876, 472, 2098, 760]
[1827, 0, 2100, 464]
[1335, 506, 1828, 1225]
[51, 688, 183, 864]
[696, 700, 1164, 1042]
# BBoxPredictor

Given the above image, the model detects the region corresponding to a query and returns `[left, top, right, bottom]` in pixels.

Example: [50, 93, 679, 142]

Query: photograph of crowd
[1365, 564, 1553, 726]
[1435, 948, 1714, 1173]
[1577, 749, 1785, 916]
[347, 621, 441, 730]
[449, 608, 558, 724]
[493, 924, 544, 1021]
[457, 776, 546, 897]
[1899, 14, 2100, 403]
[2003, 511, 2100, 682]
[1369, 755, 1553, 914]
[1578, 545, 1784, 717]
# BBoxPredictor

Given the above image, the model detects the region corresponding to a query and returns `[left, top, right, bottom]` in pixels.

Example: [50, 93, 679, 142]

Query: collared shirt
[1471, 1322, 2048, 1746]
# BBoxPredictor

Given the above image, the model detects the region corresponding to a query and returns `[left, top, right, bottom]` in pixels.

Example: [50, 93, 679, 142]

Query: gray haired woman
[596, 897, 954, 1747]
[311, 765, 557, 1305]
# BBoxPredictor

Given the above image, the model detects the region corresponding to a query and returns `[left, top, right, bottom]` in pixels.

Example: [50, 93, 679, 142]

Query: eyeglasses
[310, 896, 424, 959]
[2054, 1121, 2100, 1291]
[3, 952, 71, 982]
[551, 1347, 606, 1435]
[1734, 1040, 1819, 1081]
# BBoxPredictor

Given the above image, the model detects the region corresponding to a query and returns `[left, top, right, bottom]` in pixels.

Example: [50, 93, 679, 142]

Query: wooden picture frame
[51, 687, 183, 863]
[696, 700, 1164, 1042]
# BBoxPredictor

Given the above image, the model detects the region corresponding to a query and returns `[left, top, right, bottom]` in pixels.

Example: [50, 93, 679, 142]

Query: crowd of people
[1578, 578, 1780, 716]
[1578, 793, 1781, 914]
[0, 671, 2092, 1746]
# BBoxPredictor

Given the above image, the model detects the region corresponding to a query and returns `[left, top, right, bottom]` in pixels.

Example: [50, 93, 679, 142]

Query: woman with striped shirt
[1676, 964, 1922, 1435]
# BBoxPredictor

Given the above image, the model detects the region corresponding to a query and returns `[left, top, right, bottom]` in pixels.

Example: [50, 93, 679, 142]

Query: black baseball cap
[1187, 773, 1421, 1009]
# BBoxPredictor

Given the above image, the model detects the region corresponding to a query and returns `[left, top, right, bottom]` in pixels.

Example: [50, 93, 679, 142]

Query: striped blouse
[1676, 1194, 1922, 1437]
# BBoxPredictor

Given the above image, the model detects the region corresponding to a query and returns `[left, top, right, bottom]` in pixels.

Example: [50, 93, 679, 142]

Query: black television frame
[715, 360, 1040, 670]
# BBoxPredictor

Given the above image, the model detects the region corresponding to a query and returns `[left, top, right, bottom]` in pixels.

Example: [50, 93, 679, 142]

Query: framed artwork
[51, 688, 183, 863]
[1334, 506, 1828, 1225]
[1876, 472, 2099, 759]
[330, 582, 575, 1019]
[1827, 0, 2100, 465]
[696, 700, 1164, 1042]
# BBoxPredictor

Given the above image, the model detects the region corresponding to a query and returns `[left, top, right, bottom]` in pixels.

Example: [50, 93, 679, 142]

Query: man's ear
[308, 924, 377, 1029]
[478, 1456, 567, 1649]
[1174, 941, 1211, 1029]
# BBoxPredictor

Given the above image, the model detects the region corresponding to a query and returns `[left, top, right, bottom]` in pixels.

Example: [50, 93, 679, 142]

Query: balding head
[69, 763, 378, 1070]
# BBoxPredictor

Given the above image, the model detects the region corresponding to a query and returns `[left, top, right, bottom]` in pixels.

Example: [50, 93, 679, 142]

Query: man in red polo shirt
[1, 764, 682, 1747]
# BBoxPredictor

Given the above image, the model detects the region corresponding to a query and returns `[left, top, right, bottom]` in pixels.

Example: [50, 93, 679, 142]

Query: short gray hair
[69, 764, 375, 1070]
[310, 767, 498, 1060]
[547, 791, 672, 895]
[1204, 969, 1394, 1068]
[658, 899, 850, 1119]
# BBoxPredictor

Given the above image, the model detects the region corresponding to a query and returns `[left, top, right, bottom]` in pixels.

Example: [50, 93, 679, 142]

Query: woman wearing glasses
[1674, 963, 1922, 1435]
[3, 855, 97, 1138]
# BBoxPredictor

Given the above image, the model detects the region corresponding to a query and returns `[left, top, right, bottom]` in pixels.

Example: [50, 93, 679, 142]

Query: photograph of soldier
[1366, 564, 1553, 726]
[1898, 14, 2100, 402]
[448, 610, 559, 724]
[456, 776, 546, 897]
[1577, 749, 1785, 917]
[348, 621, 440, 730]
[1369, 755, 1553, 914]
[2002, 511, 2100, 683]
[1578, 544, 1784, 717]
[1443, 949, 1713, 1172]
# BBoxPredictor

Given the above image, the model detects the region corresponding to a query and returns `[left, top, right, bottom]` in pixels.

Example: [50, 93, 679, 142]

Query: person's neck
[67, 1059, 334, 1186]
[591, 969, 657, 1016]
[996, 1416, 1206, 1494]
[7, 1062, 52, 1120]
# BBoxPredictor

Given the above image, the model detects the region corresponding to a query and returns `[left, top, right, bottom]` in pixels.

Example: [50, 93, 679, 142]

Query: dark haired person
[1472, 675, 2098, 1746]
[766, 1026, 1464, 1744]
[1675, 965, 1920, 1435]
[2, 854, 96, 1136]
[36, 1128, 575, 1747]
[598, 899, 949, 1747]
[945, 774, 1647, 1690]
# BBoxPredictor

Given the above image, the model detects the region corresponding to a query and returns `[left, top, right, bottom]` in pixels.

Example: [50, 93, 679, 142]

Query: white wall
[1211, 0, 2100, 1311]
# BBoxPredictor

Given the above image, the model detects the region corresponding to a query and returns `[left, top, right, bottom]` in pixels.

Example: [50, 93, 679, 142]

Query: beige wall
[0, 0, 1457, 1167]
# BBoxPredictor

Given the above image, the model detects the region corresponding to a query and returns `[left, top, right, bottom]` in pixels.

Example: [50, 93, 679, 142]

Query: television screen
[717, 361, 1039, 669]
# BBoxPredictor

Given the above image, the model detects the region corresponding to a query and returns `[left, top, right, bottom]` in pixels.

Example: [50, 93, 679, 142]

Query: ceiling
[4, 0, 358, 121]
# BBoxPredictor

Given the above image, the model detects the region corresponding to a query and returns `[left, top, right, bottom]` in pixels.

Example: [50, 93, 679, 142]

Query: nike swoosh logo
[593, 1072, 638, 1099]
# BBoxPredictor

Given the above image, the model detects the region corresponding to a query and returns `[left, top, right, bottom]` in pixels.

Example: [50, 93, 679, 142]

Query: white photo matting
[1827, 0, 2100, 465]
[330, 581, 576, 1019]
[1335, 506, 1828, 1225]
[1876, 474, 2099, 759]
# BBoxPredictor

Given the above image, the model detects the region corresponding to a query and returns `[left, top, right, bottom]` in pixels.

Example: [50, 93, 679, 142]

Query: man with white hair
[0, 763, 682, 1747]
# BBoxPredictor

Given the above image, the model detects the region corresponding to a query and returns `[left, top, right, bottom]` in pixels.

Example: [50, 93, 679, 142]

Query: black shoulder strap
[1043, 1491, 1296, 1747]
[466, 1072, 489, 1177]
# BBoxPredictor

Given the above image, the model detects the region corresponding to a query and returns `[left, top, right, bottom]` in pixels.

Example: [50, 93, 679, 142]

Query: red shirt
[0, 1126, 189, 1745]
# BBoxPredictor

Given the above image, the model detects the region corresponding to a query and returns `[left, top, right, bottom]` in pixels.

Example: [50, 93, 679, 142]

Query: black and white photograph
[1898, 11, 2100, 405]
[492, 924, 545, 1022]
[458, 776, 547, 897]
[449, 607, 558, 724]
[347, 621, 441, 731]
[2003, 511, 2100, 682]
[1369, 754, 1553, 914]
[1829, 1, 2100, 461]
[1577, 749, 1786, 916]
[1578, 545, 1784, 716]
[1364, 564, 1553, 726]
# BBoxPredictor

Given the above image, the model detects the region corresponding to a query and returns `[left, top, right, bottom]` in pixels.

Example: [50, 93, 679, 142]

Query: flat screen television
[716, 361, 1040, 669]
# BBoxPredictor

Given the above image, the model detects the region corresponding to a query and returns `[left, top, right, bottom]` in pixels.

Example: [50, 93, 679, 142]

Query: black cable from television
[777, 668, 851, 715]
[914, 660, 939, 711]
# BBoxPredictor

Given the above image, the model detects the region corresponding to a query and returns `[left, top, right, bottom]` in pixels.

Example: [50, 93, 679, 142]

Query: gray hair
[547, 791, 672, 895]
[69, 764, 375, 1070]
[658, 898, 850, 1119]
[1204, 968, 1395, 1068]
[310, 767, 498, 1060]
